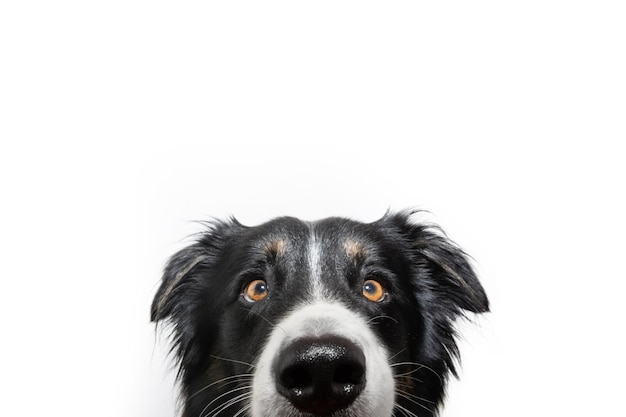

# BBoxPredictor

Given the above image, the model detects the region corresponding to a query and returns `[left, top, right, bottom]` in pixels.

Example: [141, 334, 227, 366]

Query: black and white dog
[152, 211, 488, 417]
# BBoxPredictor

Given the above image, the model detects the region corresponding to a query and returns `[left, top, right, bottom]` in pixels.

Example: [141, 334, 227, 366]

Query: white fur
[307, 228, 325, 300]
[251, 300, 396, 417]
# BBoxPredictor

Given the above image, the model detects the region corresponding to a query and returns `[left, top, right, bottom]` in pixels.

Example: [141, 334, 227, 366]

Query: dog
[151, 211, 488, 417]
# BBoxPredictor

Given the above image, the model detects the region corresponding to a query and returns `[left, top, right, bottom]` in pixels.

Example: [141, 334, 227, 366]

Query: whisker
[391, 361, 442, 385]
[395, 391, 435, 413]
[232, 402, 252, 417]
[368, 314, 399, 325]
[198, 386, 251, 417]
[388, 347, 407, 362]
[395, 374, 424, 385]
[390, 361, 421, 368]
[393, 403, 420, 417]
[189, 374, 254, 399]
[395, 389, 436, 404]
[209, 355, 256, 370]
[205, 392, 252, 417]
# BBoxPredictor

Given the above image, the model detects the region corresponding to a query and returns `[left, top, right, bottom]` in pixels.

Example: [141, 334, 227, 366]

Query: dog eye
[243, 279, 269, 302]
[362, 279, 386, 302]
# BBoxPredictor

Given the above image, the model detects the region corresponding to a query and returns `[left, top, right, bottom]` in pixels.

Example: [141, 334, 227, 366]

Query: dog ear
[383, 211, 489, 380]
[151, 218, 243, 323]
[150, 243, 211, 323]
[413, 226, 489, 314]
[151, 219, 243, 380]
[382, 211, 489, 314]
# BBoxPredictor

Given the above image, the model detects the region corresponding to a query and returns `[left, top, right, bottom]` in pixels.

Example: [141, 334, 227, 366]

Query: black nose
[274, 336, 366, 415]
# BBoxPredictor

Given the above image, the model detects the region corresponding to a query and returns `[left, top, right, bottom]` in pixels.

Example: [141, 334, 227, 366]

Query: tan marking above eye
[362, 279, 386, 302]
[344, 239, 366, 260]
[264, 240, 286, 257]
[243, 279, 269, 302]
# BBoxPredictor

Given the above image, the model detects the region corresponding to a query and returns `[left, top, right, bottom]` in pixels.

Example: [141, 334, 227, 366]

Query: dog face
[152, 212, 488, 417]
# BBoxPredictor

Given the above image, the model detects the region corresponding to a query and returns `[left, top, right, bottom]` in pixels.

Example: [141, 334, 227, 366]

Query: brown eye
[244, 279, 269, 302]
[362, 279, 386, 302]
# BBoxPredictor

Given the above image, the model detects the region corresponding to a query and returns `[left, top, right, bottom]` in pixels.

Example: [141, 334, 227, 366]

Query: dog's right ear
[150, 218, 243, 323]
[151, 219, 243, 379]
[150, 243, 210, 323]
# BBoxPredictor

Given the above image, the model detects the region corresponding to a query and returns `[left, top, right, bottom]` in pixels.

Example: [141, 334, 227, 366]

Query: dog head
[152, 211, 488, 417]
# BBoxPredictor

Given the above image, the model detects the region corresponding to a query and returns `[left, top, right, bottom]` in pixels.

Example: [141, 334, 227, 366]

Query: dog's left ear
[414, 226, 489, 314]
[384, 212, 489, 314]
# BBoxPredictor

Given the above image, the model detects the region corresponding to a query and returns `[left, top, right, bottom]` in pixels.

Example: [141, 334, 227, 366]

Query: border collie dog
[152, 211, 488, 417]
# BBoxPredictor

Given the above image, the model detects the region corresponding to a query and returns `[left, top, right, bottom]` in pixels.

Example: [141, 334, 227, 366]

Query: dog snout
[274, 336, 366, 415]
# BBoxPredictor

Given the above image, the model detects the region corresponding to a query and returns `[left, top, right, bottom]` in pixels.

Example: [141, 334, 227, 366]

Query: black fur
[152, 211, 488, 417]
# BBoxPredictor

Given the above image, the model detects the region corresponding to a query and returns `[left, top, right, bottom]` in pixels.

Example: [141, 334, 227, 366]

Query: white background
[1, 1, 625, 416]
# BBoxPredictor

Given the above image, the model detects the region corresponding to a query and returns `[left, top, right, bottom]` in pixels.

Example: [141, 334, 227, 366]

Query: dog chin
[251, 300, 396, 417]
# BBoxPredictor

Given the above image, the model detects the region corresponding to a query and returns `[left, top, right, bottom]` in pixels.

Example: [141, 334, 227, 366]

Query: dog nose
[274, 336, 366, 415]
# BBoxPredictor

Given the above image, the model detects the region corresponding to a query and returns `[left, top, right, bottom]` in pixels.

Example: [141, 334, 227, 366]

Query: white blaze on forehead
[308, 226, 325, 299]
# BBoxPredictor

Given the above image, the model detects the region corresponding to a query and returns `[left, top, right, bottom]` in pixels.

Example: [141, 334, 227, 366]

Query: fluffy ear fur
[382, 211, 489, 313]
[151, 218, 243, 381]
[151, 243, 211, 323]
[380, 211, 489, 376]
[412, 224, 489, 315]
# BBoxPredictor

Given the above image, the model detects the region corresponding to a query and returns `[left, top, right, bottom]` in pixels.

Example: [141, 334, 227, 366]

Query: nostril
[334, 362, 365, 385]
[279, 364, 313, 390]
[274, 336, 366, 415]
[331, 360, 365, 399]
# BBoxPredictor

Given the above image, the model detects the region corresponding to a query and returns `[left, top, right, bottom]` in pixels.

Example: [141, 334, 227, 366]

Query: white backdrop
[1, 1, 625, 416]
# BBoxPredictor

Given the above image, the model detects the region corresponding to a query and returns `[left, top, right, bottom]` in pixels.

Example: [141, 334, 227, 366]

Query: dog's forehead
[253, 217, 375, 256]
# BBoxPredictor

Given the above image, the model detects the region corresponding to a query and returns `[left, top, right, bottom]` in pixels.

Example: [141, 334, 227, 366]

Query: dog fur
[152, 211, 488, 417]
